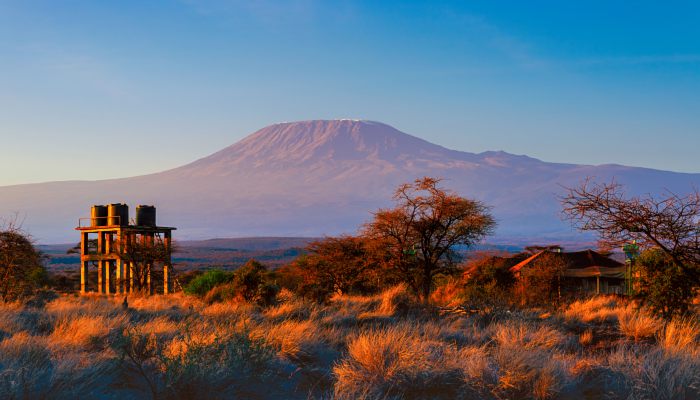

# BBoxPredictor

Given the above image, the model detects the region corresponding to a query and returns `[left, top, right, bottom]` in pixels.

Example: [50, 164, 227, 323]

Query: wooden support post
[596, 275, 600, 295]
[129, 262, 135, 293]
[116, 259, 122, 294]
[80, 232, 89, 294]
[81, 261, 89, 294]
[97, 232, 106, 294]
[105, 261, 111, 295]
[164, 231, 172, 295]
[163, 264, 170, 295]
[98, 261, 104, 294]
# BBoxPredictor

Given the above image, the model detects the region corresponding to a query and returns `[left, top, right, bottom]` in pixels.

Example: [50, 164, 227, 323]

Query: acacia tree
[364, 177, 496, 302]
[0, 223, 47, 302]
[562, 179, 700, 316]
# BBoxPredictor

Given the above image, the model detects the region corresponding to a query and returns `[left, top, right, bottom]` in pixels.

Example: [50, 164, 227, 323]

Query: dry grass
[618, 309, 664, 341]
[564, 295, 625, 324]
[658, 317, 700, 354]
[0, 289, 699, 399]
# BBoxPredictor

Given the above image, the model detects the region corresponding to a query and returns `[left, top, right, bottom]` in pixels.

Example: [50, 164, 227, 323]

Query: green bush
[183, 269, 232, 297]
[0, 229, 48, 302]
[203, 260, 280, 306]
[636, 249, 698, 319]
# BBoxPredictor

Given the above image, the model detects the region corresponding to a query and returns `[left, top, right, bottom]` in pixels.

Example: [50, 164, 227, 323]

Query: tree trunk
[421, 265, 432, 304]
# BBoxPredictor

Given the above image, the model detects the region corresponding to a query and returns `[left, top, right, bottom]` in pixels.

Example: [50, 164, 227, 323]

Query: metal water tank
[91, 205, 107, 226]
[135, 205, 156, 227]
[108, 203, 129, 226]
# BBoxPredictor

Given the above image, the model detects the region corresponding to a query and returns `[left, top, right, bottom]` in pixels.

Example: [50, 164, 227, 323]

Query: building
[510, 249, 626, 295]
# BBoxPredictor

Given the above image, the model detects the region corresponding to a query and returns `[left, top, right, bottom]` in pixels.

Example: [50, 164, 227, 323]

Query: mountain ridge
[1, 119, 698, 243]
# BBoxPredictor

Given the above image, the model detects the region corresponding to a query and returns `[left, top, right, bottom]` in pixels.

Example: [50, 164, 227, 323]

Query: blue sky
[1, 1, 699, 185]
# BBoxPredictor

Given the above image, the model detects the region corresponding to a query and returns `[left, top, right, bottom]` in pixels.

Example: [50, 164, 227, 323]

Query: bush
[183, 270, 232, 297]
[0, 228, 48, 302]
[461, 254, 518, 306]
[636, 249, 698, 319]
[514, 253, 566, 307]
[112, 323, 279, 399]
[198, 260, 280, 306]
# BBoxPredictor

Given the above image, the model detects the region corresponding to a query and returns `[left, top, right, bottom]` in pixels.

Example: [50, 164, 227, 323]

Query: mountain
[2, 119, 699, 244]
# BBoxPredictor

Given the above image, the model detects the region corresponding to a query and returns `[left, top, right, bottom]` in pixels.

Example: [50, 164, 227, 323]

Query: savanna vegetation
[1, 177, 699, 399]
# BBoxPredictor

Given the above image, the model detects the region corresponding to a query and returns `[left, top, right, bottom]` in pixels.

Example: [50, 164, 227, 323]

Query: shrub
[460, 253, 519, 306]
[112, 322, 279, 399]
[514, 253, 567, 307]
[0, 228, 48, 302]
[183, 270, 232, 297]
[636, 249, 699, 319]
[200, 260, 280, 306]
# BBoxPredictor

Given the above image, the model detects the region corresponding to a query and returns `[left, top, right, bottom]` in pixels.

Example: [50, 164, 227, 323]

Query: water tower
[75, 204, 176, 295]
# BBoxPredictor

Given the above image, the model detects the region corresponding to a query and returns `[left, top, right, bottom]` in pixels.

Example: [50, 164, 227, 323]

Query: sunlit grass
[0, 289, 698, 399]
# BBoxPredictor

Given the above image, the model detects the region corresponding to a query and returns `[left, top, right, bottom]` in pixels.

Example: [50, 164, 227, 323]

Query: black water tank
[108, 203, 129, 226]
[91, 205, 107, 226]
[135, 205, 156, 227]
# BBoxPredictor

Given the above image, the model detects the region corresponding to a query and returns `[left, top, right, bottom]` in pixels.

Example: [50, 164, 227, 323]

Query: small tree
[514, 253, 567, 307]
[364, 177, 496, 302]
[562, 179, 700, 316]
[0, 223, 47, 302]
[284, 236, 385, 302]
[636, 248, 697, 319]
[461, 253, 519, 305]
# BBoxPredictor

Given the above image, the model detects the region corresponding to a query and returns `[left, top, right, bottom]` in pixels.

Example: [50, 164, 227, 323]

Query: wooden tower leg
[98, 261, 104, 294]
[163, 231, 172, 295]
[129, 262, 135, 293]
[105, 261, 111, 295]
[163, 264, 170, 295]
[97, 231, 105, 294]
[80, 232, 89, 294]
[80, 261, 89, 294]
[116, 259, 122, 294]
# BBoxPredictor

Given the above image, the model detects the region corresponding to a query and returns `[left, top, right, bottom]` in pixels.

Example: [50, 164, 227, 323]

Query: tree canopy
[562, 179, 700, 317]
[0, 225, 47, 302]
[364, 177, 496, 302]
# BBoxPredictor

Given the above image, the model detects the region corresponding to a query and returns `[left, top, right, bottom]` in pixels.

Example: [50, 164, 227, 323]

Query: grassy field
[0, 287, 699, 399]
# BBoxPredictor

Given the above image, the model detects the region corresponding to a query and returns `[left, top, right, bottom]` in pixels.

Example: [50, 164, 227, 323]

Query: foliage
[282, 236, 386, 302]
[461, 254, 518, 305]
[514, 253, 567, 307]
[205, 260, 280, 306]
[183, 260, 280, 306]
[183, 269, 233, 297]
[364, 177, 496, 302]
[562, 179, 700, 317]
[636, 249, 699, 319]
[0, 225, 47, 302]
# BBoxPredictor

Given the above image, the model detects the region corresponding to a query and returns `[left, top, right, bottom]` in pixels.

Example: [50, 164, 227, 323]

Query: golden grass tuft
[492, 321, 565, 350]
[618, 309, 663, 342]
[564, 296, 625, 324]
[658, 317, 700, 354]
[49, 313, 129, 350]
[253, 319, 322, 362]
